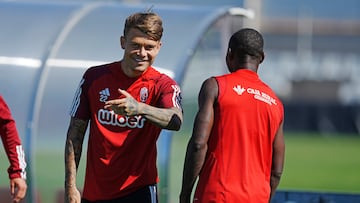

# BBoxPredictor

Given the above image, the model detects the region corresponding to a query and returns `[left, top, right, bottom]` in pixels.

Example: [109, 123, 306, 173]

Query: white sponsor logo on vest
[233, 85, 246, 95]
[247, 87, 277, 105]
[98, 109, 146, 128]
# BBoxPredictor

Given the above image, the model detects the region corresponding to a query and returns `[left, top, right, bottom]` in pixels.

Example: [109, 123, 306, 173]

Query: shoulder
[261, 82, 284, 113]
[200, 77, 218, 98]
[0, 95, 4, 104]
[261, 81, 283, 105]
[213, 72, 233, 87]
[203, 77, 218, 87]
[159, 73, 177, 85]
[85, 62, 115, 75]
[146, 67, 179, 86]
[0, 95, 9, 110]
[83, 62, 117, 81]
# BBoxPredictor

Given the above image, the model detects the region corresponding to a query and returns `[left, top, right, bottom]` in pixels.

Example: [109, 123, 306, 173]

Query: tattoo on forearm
[65, 119, 87, 187]
[128, 98, 138, 114]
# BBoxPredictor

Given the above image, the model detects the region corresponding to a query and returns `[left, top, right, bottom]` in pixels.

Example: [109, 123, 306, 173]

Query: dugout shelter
[0, 1, 253, 202]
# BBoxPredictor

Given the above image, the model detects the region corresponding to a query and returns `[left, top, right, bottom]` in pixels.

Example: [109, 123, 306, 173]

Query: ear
[120, 36, 125, 49]
[259, 51, 265, 64]
[155, 41, 162, 54]
[225, 48, 232, 70]
[226, 48, 233, 60]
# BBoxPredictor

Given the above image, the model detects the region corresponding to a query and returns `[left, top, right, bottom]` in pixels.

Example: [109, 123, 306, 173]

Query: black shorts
[81, 184, 158, 203]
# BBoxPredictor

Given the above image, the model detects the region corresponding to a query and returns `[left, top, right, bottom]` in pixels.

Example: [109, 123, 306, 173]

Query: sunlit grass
[279, 133, 360, 194]
[0, 133, 359, 203]
[168, 133, 360, 203]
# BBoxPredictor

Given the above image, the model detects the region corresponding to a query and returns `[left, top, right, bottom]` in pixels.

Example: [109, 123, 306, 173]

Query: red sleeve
[156, 75, 182, 110]
[0, 96, 27, 179]
[69, 71, 91, 120]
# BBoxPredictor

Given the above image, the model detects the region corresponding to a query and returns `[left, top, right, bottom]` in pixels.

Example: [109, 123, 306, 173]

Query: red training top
[70, 61, 182, 201]
[0, 95, 27, 180]
[194, 69, 284, 203]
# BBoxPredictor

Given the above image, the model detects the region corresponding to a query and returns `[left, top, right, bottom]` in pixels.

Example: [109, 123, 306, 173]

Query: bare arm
[64, 117, 88, 203]
[104, 89, 183, 130]
[138, 104, 182, 130]
[180, 78, 218, 203]
[269, 120, 285, 201]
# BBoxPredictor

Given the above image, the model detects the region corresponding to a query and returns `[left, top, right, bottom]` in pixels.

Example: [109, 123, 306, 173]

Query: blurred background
[0, 0, 359, 202]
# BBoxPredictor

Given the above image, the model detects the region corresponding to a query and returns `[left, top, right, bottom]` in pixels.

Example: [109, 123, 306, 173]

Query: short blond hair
[123, 12, 163, 41]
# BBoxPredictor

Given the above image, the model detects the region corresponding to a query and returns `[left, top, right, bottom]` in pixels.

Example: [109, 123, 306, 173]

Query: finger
[104, 103, 115, 109]
[16, 187, 26, 199]
[12, 192, 20, 203]
[118, 89, 132, 98]
[13, 195, 20, 203]
[10, 181, 15, 195]
[12, 186, 25, 203]
[105, 96, 129, 105]
[104, 100, 123, 108]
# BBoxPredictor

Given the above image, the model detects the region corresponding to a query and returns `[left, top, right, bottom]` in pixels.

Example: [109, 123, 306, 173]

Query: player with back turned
[180, 28, 285, 203]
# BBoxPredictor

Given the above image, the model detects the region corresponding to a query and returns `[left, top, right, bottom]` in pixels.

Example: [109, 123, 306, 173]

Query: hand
[10, 178, 27, 203]
[65, 186, 81, 203]
[104, 89, 140, 116]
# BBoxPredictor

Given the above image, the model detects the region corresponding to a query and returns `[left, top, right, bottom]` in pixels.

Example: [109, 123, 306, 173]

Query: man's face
[120, 28, 161, 77]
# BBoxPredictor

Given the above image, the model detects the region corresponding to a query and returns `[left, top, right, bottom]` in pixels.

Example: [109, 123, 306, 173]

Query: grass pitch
[168, 132, 360, 203]
[0, 132, 359, 203]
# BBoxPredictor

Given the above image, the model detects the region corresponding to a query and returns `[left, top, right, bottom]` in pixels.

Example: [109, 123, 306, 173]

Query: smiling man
[64, 11, 183, 203]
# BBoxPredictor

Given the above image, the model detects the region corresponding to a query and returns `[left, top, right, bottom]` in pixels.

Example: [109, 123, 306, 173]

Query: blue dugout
[0, 1, 252, 202]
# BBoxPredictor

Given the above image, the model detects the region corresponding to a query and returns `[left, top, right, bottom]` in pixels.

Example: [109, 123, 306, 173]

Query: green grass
[0, 133, 359, 203]
[0, 143, 86, 203]
[278, 133, 360, 194]
[167, 132, 360, 203]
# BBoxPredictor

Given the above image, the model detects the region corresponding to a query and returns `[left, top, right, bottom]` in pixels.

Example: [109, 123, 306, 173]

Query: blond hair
[123, 12, 163, 41]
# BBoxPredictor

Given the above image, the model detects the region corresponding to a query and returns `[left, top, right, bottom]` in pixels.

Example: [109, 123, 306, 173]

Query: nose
[137, 46, 146, 57]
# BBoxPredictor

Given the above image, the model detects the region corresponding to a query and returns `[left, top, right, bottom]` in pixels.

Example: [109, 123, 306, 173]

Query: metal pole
[243, 0, 262, 29]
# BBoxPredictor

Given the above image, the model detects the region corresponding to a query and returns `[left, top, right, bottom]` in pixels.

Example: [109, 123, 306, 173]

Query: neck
[231, 62, 258, 73]
[243, 63, 258, 72]
[120, 61, 142, 78]
[233, 55, 260, 73]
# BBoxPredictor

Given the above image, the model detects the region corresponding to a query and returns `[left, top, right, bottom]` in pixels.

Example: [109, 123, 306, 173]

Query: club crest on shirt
[140, 87, 148, 103]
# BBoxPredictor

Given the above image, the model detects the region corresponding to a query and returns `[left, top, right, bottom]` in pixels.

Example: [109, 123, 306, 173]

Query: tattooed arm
[104, 89, 183, 131]
[64, 117, 88, 203]
[140, 106, 182, 130]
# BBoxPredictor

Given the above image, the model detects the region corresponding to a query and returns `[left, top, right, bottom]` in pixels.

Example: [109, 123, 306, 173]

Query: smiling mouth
[134, 58, 147, 63]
